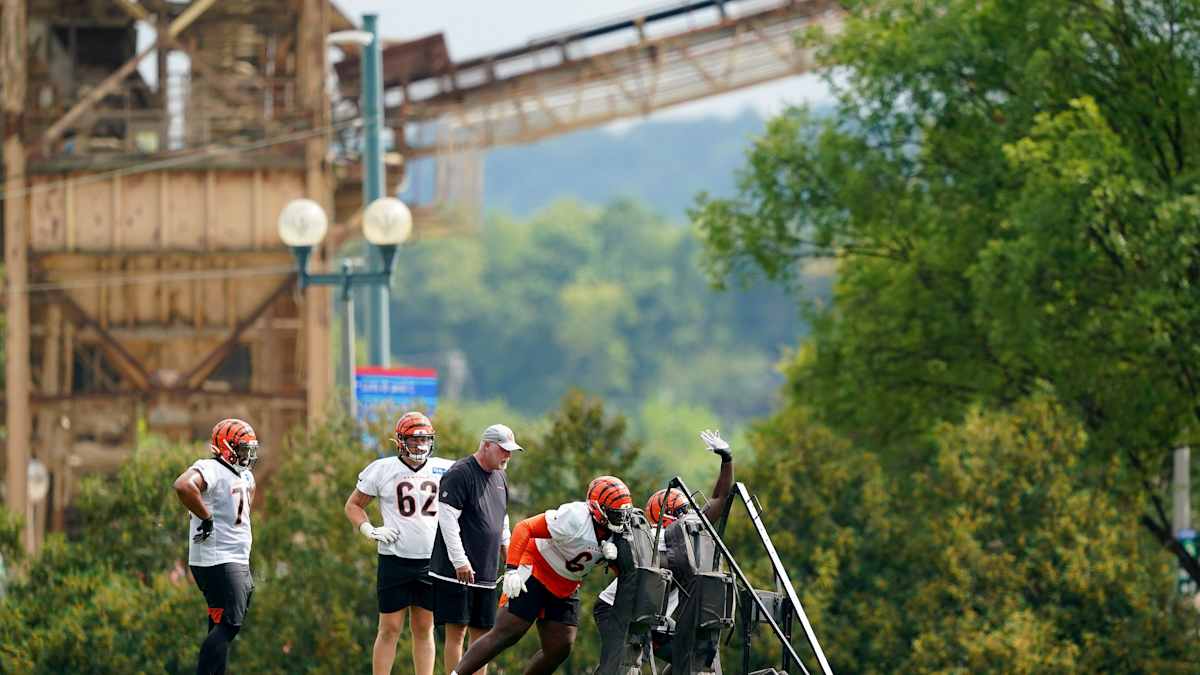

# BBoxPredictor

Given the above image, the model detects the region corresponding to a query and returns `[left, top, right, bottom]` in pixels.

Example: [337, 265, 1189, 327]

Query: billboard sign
[354, 366, 439, 437]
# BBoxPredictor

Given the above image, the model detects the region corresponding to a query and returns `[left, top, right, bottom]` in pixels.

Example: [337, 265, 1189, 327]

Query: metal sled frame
[666, 478, 835, 675]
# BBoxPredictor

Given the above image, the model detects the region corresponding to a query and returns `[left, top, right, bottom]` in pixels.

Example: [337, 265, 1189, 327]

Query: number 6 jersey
[188, 458, 256, 567]
[507, 501, 608, 599]
[357, 455, 455, 559]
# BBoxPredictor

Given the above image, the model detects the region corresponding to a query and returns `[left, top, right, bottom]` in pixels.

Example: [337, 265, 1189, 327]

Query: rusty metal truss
[388, 0, 843, 158]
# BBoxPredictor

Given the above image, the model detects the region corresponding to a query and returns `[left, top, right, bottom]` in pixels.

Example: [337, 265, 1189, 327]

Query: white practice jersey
[188, 458, 255, 567]
[357, 455, 455, 559]
[535, 501, 606, 582]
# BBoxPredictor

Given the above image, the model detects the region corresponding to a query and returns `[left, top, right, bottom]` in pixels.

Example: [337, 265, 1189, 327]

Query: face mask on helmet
[227, 440, 259, 469]
[599, 504, 632, 533]
[661, 503, 688, 526]
[210, 418, 258, 470]
[398, 432, 435, 461]
[587, 475, 633, 533]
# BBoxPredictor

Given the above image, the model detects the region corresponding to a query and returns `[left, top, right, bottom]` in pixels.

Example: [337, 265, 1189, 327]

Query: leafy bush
[0, 394, 654, 673]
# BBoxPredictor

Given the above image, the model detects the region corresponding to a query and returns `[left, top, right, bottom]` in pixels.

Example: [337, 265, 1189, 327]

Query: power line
[0, 116, 376, 299]
[0, 265, 304, 309]
[0, 116, 366, 201]
[22, 264, 297, 294]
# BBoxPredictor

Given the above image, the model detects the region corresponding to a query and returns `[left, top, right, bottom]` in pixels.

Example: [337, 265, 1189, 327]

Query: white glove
[359, 521, 400, 544]
[503, 568, 528, 599]
[700, 429, 732, 461]
[601, 540, 618, 560]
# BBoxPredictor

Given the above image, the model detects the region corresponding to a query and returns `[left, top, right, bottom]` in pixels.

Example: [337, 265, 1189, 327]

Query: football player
[173, 418, 260, 675]
[592, 429, 734, 673]
[345, 411, 456, 675]
[449, 476, 633, 675]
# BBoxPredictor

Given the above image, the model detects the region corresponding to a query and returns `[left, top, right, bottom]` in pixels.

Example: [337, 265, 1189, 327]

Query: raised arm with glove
[700, 429, 732, 462]
[699, 428, 734, 522]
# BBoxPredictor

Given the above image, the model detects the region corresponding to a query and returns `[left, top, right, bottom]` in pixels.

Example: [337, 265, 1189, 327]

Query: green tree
[722, 401, 897, 674]
[0, 505, 21, 600]
[726, 397, 1199, 674]
[507, 389, 650, 518]
[0, 440, 211, 673]
[633, 394, 723, 490]
[901, 398, 1197, 673]
[0, 395, 654, 673]
[695, 0, 1200, 581]
[554, 280, 638, 398]
[385, 196, 814, 423]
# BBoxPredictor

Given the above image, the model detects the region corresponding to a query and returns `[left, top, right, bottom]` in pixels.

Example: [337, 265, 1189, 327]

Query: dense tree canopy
[368, 198, 824, 421]
[344, 196, 829, 484]
[695, 0, 1200, 580]
[725, 396, 1198, 674]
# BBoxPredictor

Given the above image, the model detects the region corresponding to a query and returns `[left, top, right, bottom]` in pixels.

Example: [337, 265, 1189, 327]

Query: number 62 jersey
[357, 456, 456, 559]
[188, 458, 256, 567]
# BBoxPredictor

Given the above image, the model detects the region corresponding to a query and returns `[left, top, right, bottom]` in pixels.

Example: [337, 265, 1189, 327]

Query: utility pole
[3, 0, 34, 553]
[1174, 446, 1196, 596]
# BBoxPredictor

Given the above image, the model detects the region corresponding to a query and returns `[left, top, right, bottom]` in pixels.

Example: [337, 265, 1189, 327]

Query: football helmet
[645, 488, 689, 527]
[586, 475, 633, 533]
[393, 411, 436, 462]
[210, 418, 259, 469]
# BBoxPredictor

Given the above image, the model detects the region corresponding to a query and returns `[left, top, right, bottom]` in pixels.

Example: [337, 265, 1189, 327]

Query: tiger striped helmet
[393, 411, 436, 462]
[645, 488, 689, 527]
[586, 475, 633, 533]
[209, 418, 259, 469]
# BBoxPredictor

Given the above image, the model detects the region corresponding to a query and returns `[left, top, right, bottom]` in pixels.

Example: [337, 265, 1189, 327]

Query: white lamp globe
[363, 197, 412, 246]
[28, 459, 49, 504]
[278, 199, 329, 247]
[326, 30, 375, 47]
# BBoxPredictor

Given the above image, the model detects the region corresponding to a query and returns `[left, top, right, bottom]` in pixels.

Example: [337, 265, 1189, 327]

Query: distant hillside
[483, 109, 768, 221]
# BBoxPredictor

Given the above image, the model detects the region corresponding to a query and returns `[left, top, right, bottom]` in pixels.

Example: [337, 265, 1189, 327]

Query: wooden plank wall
[27, 166, 312, 395]
[27, 168, 308, 252]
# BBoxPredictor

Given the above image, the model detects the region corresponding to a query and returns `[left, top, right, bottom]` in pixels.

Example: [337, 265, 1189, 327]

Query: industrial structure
[1, 0, 841, 550]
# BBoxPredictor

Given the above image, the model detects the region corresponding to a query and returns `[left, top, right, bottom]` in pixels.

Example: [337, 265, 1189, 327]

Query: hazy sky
[336, 0, 832, 121]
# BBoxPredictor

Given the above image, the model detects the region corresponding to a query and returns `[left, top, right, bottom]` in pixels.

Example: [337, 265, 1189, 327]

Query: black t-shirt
[429, 456, 508, 588]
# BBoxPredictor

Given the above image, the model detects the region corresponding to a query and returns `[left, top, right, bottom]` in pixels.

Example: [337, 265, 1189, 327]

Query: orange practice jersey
[507, 502, 608, 598]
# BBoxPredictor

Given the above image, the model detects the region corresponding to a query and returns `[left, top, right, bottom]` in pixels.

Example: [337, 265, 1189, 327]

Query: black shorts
[432, 578, 499, 629]
[191, 562, 254, 627]
[504, 576, 580, 626]
[378, 555, 434, 614]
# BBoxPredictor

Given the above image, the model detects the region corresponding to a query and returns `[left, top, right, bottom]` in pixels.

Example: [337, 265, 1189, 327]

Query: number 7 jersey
[188, 458, 256, 567]
[357, 455, 456, 559]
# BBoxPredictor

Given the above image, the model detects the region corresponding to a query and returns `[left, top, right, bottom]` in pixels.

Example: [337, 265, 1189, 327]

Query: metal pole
[1174, 446, 1191, 534]
[734, 482, 834, 675]
[341, 262, 357, 420]
[668, 477, 818, 675]
[361, 13, 390, 367]
[1173, 446, 1195, 596]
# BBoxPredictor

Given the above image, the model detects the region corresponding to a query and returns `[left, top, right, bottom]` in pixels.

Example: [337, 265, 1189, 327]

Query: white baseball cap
[481, 423, 524, 452]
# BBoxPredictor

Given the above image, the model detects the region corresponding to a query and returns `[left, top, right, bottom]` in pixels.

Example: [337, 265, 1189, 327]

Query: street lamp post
[361, 14, 390, 368]
[278, 197, 412, 416]
[329, 14, 390, 368]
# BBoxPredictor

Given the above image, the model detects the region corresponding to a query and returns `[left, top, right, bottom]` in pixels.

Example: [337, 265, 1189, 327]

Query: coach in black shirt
[430, 423, 522, 674]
